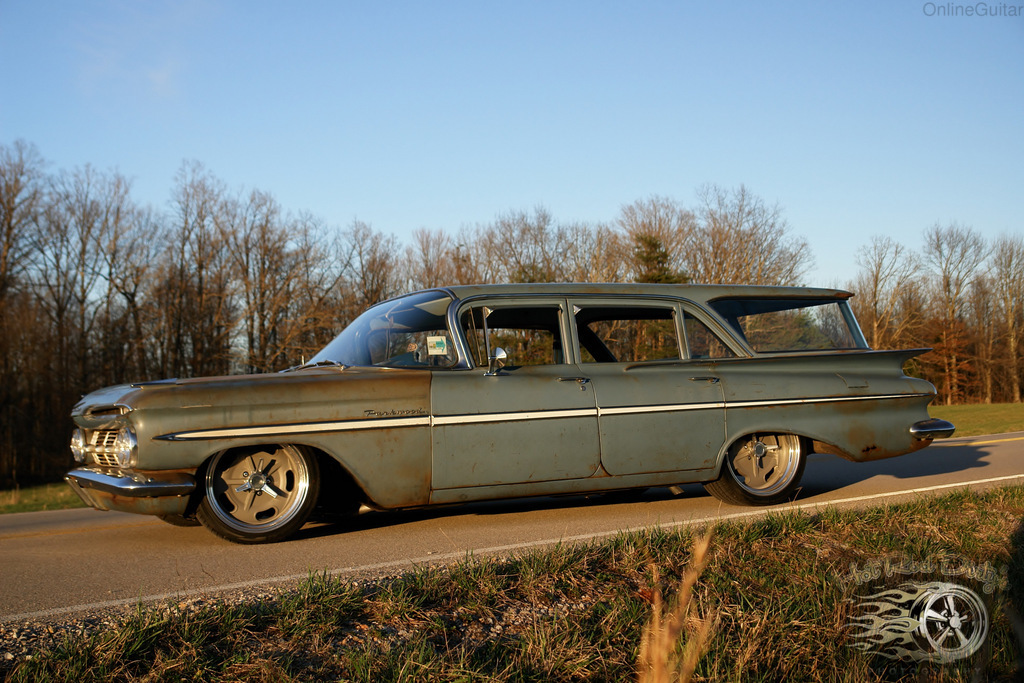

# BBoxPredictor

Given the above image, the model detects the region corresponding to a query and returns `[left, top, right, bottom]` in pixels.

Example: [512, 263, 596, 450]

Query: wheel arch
[306, 445, 373, 514]
[703, 431, 810, 506]
[193, 441, 375, 511]
[188, 431, 430, 511]
[710, 429, 815, 481]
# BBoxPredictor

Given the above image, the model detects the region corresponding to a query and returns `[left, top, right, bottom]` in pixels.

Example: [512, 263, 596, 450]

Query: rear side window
[683, 312, 737, 359]
[574, 306, 679, 363]
[708, 298, 865, 353]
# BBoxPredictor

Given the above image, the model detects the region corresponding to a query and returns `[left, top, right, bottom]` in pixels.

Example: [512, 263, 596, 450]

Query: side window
[575, 306, 679, 363]
[460, 305, 566, 367]
[683, 311, 737, 359]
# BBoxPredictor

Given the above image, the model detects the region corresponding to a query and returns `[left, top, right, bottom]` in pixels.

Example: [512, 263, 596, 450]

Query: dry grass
[5, 486, 1022, 682]
[637, 531, 715, 683]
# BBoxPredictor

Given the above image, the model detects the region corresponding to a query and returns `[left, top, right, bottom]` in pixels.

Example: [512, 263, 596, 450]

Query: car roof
[433, 282, 852, 306]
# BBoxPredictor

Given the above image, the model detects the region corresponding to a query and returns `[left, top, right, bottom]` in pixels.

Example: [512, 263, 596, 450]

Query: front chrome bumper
[65, 467, 196, 516]
[909, 418, 956, 440]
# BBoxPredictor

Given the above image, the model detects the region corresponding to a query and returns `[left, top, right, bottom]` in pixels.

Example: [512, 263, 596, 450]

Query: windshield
[708, 298, 867, 353]
[308, 291, 458, 368]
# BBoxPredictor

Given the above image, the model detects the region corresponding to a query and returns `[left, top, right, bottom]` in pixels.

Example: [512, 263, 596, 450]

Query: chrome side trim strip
[161, 416, 432, 441]
[725, 392, 933, 409]
[433, 408, 596, 426]
[598, 403, 725, 416]
[599, 393, 930, 417]
[158, 393, 931, 441]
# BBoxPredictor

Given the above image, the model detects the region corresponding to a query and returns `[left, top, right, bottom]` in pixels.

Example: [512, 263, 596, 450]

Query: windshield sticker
[427, 336, 448, 355]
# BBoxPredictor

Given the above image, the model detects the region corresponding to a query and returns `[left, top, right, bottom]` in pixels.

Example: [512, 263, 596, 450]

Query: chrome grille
[89, 430, 120, 467]
[92, 452, 120, 467]
[91, 430, 119, 449]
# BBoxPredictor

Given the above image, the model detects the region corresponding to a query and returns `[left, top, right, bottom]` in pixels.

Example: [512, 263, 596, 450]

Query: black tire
[197, 444, 320, 544]
[703, 434, 806, 506]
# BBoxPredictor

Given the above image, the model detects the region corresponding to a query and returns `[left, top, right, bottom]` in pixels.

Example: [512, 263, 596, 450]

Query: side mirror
[485, 347, 508, 376]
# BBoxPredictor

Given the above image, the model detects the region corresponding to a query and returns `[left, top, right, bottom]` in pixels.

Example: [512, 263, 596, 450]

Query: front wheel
[703, 434, 805, 506]
[197, 444, 319, 544]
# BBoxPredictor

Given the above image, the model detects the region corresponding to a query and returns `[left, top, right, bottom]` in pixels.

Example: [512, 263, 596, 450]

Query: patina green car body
[66, 283, 954, 543]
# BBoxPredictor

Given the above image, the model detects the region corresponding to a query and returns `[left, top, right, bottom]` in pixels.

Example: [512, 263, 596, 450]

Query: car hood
[71, 366, 429, 429]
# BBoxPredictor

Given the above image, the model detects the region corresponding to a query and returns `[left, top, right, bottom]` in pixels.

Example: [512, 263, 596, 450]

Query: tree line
[1, 140, 1020, 486]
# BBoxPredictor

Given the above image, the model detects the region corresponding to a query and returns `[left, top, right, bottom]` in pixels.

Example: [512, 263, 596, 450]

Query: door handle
[688, 376, 720, 384]
[558, 377, 591, 390]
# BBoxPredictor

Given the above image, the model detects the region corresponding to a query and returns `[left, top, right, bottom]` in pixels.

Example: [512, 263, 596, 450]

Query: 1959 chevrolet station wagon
[66, 283, 955, 543]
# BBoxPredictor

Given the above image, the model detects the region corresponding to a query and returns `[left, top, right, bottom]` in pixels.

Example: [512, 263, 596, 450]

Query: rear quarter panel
[712, 350, 936, 463]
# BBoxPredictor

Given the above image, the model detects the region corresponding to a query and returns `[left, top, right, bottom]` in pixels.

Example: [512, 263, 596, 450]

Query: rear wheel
[703, 434, 805, 506]
[197, 444, 319, 544]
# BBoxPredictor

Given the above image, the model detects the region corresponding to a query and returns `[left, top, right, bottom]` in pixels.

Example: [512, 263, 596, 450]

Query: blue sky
[1, 1, 1021, 287]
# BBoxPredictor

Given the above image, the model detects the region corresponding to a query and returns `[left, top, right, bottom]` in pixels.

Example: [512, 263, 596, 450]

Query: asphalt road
[2, 432, 1022, 623]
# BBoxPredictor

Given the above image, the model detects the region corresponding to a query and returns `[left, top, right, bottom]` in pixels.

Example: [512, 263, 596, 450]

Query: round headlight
[113, 428, 138, 468]
[70, 429, 86, 463]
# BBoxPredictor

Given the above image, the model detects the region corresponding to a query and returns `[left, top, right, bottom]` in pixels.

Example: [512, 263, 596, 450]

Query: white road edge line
[8, 472, 1024, 623]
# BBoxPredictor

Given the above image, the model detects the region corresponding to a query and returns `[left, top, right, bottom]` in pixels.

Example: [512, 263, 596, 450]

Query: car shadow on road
[796, 440, 996, 497]
[297, 486, 677, 540]
[294, 439, 1008, 541]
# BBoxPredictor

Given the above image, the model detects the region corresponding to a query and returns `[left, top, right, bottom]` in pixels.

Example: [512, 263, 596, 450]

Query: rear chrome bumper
[909, 418, 956, 440]
[65, 467, 196, 516]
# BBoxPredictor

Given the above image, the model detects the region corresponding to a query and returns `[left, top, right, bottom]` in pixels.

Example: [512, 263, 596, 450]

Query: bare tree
[562, 222, 625, 283]
[488, 207, 567, 283]
[33, 166, 127, 391]
[451, 224, 501, 284]
[152, 161, 234, 378]
[22, 166, 136, 481]
[992, 234, 1024, 402]
[223, 189, 300, 372]
[91, 180, 153, 386]
[101, 205, 161, 381]
[686, 184, 810, 285]
[222, 195, 350, 373]
[849, 236, 922, 349]
[404, 227, 456, 290]
[922, 222, 989, 404]
[617, 196, 691, 283]
[968, 275, 997, 403]
[0, 141, 44, 304]
[0, 141, 45, 487]
[277, 215, 351, 362]
[344, 220, 401, 309]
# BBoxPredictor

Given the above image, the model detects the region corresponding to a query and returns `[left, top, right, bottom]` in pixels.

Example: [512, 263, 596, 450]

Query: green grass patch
[6, 486, 1022, 682]
[929, 402, 1024, 438]
[0, 482, 86, 514]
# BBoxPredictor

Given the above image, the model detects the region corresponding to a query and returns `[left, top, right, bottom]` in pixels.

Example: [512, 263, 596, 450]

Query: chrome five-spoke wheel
[915, 583, 989, 663]
[703, 433, 805, 506]
[197, 444, 319, 544]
